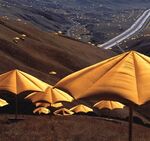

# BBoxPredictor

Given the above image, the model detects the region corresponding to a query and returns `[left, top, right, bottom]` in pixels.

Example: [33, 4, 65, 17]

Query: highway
[97, 9, 150, 49]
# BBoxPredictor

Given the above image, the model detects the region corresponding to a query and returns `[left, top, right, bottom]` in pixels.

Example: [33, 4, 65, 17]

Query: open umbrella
[35, 102, 51, 108]
[70, 104, 93, 113]
[25, 86, 73, 104]
[33, 107, 50, 115]
[0, 69, 49, 119]
[94, 101, 125, 110]
[0, 98, 8, 107]
[94, 100, 125, 119]
[54, 108, 74, 116]
[35, 102, 63, 108]
[55, 51, 150, 141]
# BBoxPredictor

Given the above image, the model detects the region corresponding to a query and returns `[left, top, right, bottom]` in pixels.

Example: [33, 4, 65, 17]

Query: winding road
[97, 9, 150, 49]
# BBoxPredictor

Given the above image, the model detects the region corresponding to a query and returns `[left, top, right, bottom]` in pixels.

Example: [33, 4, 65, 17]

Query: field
[0, 114, 150, 141]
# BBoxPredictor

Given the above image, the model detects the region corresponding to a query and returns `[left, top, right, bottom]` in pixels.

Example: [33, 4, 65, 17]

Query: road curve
[97, 9, 150, 49]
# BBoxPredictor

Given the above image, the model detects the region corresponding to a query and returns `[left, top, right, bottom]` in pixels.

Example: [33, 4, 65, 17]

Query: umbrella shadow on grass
[0, 90, 36, 122]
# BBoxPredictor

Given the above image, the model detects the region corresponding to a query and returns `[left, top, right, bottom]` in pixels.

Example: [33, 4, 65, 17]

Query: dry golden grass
[0, 114, 149, 141]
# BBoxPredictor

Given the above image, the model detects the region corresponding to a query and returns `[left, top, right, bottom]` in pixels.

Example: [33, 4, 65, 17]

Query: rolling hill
[1, 0, 150, 44]
[0, 17, 115, 85]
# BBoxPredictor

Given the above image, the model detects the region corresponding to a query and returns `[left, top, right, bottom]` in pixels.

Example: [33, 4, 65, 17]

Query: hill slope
[0, 115, 149, 141]
[0, 17, 115, 84]
[1, 0, 150, 44]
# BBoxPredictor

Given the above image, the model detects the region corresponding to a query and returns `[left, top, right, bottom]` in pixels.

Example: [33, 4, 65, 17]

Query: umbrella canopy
[0, 69, 49, 119]
[55, 51, 150, 106]
[35, 102, 50, 108]
[25, 86, 73, 104]
[33, 107, 50, 115]
[70, 104, 93, 113]
[54, 108, 74, 116]
[0, 69, 49, 94]
[0, 98, 8, 107]
[35, 102, 63, 108]
[51, 102, 63, 108]
[94, 101, 125, 110]
[55, 51, 150, 141]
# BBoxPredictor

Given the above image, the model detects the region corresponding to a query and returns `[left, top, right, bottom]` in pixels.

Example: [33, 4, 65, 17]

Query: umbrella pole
[49, 103, 52, 117]
[15, 95, 18, 120]
[129, 106, 133, 141]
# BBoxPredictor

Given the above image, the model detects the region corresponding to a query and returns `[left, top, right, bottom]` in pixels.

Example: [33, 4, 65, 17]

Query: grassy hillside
[0, 17, 115, 84]
[0, 114, 149, 141]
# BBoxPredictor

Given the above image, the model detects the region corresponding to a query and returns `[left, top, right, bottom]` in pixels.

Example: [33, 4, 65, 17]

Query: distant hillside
[0, 0, 150, 44]
[0, 17, 115, 85]
[0, 0, 71, 32]
[110, 30, 150, 56]
[125, 37, 150, 56]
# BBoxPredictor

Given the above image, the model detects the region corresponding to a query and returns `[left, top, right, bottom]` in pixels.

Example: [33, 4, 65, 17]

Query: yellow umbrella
[55, 51, 150, 105]
[0, 98, 8, 107]
[54, 108, 74, 116]
[33, 107, 50, 115]
[0, 69, 49, 94]
[35, 102, 63, 108]
[51, 102, 63, 108]
[49, 71, 57, 75]
[94, 101, 125, 110]
[55, 51, 150, 141]
[70, 104, 93, 113]
[0, 69, 49, 119]
[25, 86, 73, 104]
[35, 102, 51, 108]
